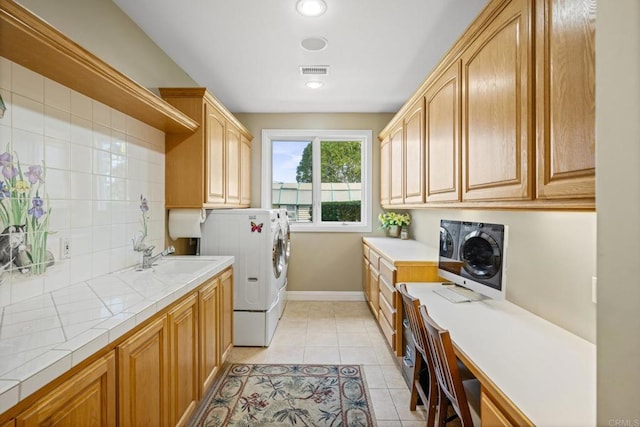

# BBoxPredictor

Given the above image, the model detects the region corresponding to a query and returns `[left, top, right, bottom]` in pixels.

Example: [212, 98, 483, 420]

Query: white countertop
[405, 283, 596, 427]
[362, 237, 439, 263]
[0, 255, 233, 413]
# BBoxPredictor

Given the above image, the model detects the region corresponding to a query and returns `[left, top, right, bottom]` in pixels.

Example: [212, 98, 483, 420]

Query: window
[262, 129, 372, 232]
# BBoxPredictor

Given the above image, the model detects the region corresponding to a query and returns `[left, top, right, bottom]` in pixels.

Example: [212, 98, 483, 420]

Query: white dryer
[277, 208, 291, 318]
[201, 209, 285, 346]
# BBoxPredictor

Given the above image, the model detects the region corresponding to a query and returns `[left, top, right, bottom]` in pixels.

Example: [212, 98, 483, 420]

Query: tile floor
[226, 300, 428, 426]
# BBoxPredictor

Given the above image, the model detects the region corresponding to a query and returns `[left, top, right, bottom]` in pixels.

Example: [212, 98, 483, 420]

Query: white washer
[201, 209, 284, 346]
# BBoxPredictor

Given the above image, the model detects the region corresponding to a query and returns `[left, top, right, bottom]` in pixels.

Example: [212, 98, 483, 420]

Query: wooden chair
[397, 283, 438, 427]
[419, 304, 479, 427]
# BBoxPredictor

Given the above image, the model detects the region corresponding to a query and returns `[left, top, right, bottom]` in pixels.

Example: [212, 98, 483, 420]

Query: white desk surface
[405, 283, 596, 427]
[362, 237, 439, 263]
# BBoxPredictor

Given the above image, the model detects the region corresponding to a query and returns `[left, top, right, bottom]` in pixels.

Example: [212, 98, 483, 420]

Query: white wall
[16, 0, 197, 93]
[596, 0, 640, 422]
[409, 209, 596, 343]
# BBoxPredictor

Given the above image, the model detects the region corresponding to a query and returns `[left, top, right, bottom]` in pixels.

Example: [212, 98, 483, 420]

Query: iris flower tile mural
[0, 148, 53, 280]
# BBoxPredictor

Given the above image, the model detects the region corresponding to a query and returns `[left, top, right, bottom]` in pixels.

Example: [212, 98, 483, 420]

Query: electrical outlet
[591, 276, 597, 304]
[61, 238, 71, 259]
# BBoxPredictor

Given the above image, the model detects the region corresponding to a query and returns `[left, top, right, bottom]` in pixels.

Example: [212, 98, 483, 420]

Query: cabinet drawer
[369, 250, 381, 270]
[363, 244, 370, 261]
[378, 312, 396, 351]
[379, 258, 396, 285]
[379, 292, 396, 328]
[379, 276, 395, 310]
[481, 391, 515, 427]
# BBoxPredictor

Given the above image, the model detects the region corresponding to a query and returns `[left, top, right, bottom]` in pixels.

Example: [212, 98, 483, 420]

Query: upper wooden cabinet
[378, 0, 595, 210]
[161, 88, 253, 209]
[389, 123, 405, 205]
[426, 60, 461, 203]
[403, 99, 426, 204]
[380, 136, 391, 206]
[535, 0, 596, 200]
[461, 0, 533, 202]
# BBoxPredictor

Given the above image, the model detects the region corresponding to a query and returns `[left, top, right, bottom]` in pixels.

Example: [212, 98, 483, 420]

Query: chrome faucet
[141, 245, 175, 269]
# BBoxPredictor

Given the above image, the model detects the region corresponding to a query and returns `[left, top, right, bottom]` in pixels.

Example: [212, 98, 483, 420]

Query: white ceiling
[113, 0, 488, 113]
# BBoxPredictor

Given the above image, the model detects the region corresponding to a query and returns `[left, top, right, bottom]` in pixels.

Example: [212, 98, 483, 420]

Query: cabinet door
[368, 264, 379, 319]
[389, 123, 404, 204]
[362, 257, 370, 302]
[240, 134, 252, 206]
[220, 268, 234, 362]
[403, 99, 425, 204]
[205, 103, 226, 205]
[168, 294, 199, 427]
[380, 136, 391, 206]
[426, 61, 461, 202]
[226, 125, 241, 205]
[461, 0, 533, 201]
[16, 352, 116, 427]
[535, 0, 595, 200]
[118, 316, 169, 427]
[481, 391, 515, 427]
[199, 277, 221, 395]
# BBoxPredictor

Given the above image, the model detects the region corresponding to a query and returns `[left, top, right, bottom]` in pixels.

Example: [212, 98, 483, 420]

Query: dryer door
[460, 230, 502, 279]
[272, 227, 284, 279]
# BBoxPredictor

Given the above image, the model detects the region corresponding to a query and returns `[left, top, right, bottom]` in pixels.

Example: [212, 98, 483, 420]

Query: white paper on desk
[168, 208, 205, 240]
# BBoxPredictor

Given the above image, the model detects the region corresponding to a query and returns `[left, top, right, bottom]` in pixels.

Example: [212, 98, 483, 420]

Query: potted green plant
[378, 212, 411, 238]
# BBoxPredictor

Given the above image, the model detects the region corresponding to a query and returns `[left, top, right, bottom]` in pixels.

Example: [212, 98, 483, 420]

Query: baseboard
[286, 291, 366, 301]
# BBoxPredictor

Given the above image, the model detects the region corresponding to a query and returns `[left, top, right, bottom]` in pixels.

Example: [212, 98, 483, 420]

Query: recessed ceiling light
[305, 81, 324, 89]
[296, 0, 327, 17]
[301, 37, 328, 52]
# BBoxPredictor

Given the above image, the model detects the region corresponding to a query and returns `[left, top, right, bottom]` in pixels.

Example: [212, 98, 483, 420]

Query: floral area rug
[189, 363, 378, 427]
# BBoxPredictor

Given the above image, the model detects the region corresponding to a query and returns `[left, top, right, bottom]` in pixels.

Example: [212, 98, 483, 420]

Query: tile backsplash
[0, 57, 166, 307]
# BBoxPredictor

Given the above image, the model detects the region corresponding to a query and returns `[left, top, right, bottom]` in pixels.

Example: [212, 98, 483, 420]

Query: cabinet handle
[402, 356, 414, 368]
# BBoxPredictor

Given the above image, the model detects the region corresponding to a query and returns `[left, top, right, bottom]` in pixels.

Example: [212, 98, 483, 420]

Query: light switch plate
[591, 276, 597, 303]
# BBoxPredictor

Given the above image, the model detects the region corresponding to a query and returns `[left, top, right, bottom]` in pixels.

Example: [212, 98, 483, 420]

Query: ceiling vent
[300, 65, 329, 76]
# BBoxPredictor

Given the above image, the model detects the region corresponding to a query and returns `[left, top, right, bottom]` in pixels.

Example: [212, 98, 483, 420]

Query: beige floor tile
[307, 318, 337, 332]
[368, 388, 400, 420]
[376, 421, 403, 427]
[375, 346, 399, 365]
[382, 364, 408, 389]
[338, 332, 372, 347]
[263, 346, 304, 364]
[227, 346, 269, 363]
[306, 331, 339, 346]
[340, 346, 380, 365]
[336, 319, 367, 333]
[401, 422, 429, 427]
[389, 387, 427, 422]
[270, 328, 306, 347]
[362, 364, 388, 388]
[303, 346, 340, 364]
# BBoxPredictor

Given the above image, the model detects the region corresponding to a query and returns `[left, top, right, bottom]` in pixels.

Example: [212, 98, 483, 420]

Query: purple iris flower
[25, 165, 44, 185]
[28, 196, 45, 220]
[140, 194, 149, 213]
[0, 152, 16, 180]
[0, 152, 11, 166]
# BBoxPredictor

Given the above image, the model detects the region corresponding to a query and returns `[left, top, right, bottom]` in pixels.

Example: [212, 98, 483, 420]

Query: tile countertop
[0, 255, 234, 413]
[362, 237, 439, 263]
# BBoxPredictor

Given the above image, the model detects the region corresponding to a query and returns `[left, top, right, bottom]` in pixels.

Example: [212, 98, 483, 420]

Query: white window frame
[262, 129, 372, 233]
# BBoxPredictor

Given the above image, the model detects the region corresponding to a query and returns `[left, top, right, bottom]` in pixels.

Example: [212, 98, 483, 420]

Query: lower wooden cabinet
[3, 267, 234, 427]
[220, 268, 234, 362]
[118, 316, 169, 427]
[168, 294, 199, 427]
[362, 240, 438, 356]
[199, 276, 221, 395]
[15, 352, 116, 427]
